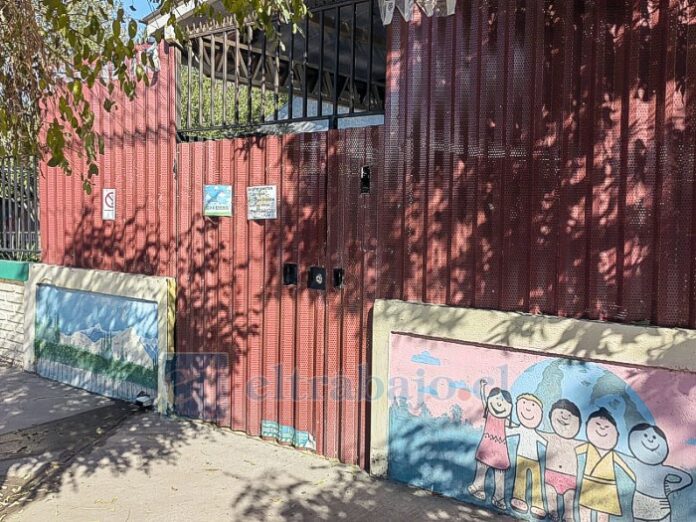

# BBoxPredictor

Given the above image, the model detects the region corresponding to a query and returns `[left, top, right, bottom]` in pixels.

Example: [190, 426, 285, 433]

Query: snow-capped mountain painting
[34, 284, 159, 401]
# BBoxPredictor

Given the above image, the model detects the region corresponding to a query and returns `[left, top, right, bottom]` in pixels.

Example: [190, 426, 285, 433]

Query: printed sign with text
[247, 185, 278, 220]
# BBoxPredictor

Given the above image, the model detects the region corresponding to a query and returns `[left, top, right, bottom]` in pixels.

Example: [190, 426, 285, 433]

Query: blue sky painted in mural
[511, 359, 655, 455]
[36, 285, 158, 357]
[410, 351, 441, 366]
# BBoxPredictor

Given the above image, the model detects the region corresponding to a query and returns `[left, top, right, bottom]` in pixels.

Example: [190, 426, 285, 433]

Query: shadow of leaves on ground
[0, 367, 211, 517]
[226, 462, 513, 521]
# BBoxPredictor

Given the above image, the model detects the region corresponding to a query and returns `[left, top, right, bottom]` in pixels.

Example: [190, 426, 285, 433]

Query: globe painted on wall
[510, 358, 654, 454]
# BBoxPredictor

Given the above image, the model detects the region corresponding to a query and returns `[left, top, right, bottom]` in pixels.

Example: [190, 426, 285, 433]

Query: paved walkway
[0, 365, 114, 436]
[0, 366, 134, 515]
[1, 367, 512, 521]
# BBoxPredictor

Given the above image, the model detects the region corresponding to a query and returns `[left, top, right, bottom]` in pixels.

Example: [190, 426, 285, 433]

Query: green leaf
[2, 0, 310, 193]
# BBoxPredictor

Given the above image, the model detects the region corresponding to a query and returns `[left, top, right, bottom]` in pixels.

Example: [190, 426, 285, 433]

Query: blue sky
[125, 0, 158, 23]
[36, 284, 158, 342]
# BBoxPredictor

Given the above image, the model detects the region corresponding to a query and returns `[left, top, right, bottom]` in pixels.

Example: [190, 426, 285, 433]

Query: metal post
[261, 32, 267, 123]
[303, 15, 309, 118]
[274, 23, 280, 121]
[349, 3, 356, 114]
[210, 34, 215, 126]
[223, 31, 228, 125]
[367, 0, 374, 111]
[187, 41, 192, 128]
[318, 10, 325, 117]
[333, 6, 341, 125]
[247, 25, 253, 124]
[288, 29, 295, 120]
[198, 36, 203, 126]
[234, 27, 240, 125]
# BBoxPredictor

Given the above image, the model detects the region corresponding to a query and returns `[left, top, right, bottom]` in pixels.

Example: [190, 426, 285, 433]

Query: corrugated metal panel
[381, 0, 696, 325]
[170, 129, 379, 466]
[41, 43, 177, 277]
[39, 0, 696, 470]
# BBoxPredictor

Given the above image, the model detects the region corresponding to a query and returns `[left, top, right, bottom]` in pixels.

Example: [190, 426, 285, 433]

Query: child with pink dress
[467, 380, 513, 510]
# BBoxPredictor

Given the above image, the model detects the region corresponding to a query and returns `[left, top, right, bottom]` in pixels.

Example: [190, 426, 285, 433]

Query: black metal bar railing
[177, 0, 386, 139]
[0, 157, 40, 260]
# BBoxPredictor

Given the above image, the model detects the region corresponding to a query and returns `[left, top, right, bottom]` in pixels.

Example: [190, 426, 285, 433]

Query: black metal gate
[0, 157, 39, 260]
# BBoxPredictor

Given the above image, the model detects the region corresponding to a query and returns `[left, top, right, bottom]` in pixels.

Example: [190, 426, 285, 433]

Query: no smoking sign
[102, 188, 116, 221]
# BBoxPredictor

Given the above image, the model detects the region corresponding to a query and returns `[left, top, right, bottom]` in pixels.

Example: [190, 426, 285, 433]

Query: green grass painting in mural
[34, 339, 157, 389]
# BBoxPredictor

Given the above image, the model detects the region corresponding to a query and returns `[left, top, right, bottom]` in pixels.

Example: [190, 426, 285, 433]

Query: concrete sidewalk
[0, 366, 114, 436]
[1, 367, 512, 521]
[0, 366, 135, 514]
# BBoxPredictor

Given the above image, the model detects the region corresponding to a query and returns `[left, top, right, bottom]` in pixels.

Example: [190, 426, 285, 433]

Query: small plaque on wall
[102, 188, 116, 221]
[203, 185, 233, 217]
[247, 185, 278, 220]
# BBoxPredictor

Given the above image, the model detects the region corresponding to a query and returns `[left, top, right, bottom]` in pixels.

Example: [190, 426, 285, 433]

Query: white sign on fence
[247, 185, 278, 220]
[102, 188, 116, 221]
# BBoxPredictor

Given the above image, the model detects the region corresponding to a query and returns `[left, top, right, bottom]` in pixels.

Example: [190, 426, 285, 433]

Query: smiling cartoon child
[576, 408, 636, 522]
[508, 393, 547, 519]
[621, 423, 693, 522]
[467, 379, 513, 510]
[539, 399, 584, 522]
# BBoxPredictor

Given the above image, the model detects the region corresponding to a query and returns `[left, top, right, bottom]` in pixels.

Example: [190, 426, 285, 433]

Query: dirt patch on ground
[0, 402, 137, 517]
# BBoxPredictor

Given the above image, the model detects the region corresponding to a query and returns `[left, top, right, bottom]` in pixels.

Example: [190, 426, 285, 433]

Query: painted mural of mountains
[34, 284, 160, 400]
[57, 326, 157, 369]
[34, 319, 159, 391]
[80, 325, 110, 341]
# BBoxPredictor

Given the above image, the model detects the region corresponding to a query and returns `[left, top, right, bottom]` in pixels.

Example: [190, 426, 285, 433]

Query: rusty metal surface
[39, 1, 696, 469]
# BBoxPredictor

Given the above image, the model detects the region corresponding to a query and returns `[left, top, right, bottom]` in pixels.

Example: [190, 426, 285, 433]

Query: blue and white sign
[203, 185, 233, 217]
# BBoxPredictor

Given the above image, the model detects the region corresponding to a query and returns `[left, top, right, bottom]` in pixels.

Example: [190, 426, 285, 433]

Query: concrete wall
[23, 264, 176, 412]
[0, 261, 29, 366]
[370, 300, 696, 521]
[0, 280, 25, 366]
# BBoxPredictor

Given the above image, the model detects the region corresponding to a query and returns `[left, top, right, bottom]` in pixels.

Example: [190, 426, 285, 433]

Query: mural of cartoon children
[576, 408, 636, 522]
[467, 379, 513, 510]
[621, 423, 693, 522]
[507, 394, 547, 519]
[538, 399, 584, 522]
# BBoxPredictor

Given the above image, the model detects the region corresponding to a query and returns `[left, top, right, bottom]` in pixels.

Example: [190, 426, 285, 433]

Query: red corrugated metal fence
[173, 129, 381, 468]
[41, 44, 177, 277]
[379, 0, 696, 327]
[40, 0, 696, 469]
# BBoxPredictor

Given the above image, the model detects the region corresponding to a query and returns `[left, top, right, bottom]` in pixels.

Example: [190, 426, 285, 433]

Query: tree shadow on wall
[52, 0, 696, 487]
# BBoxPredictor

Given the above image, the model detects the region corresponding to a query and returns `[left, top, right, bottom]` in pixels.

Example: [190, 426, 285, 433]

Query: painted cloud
[410, 350, 441, 366]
